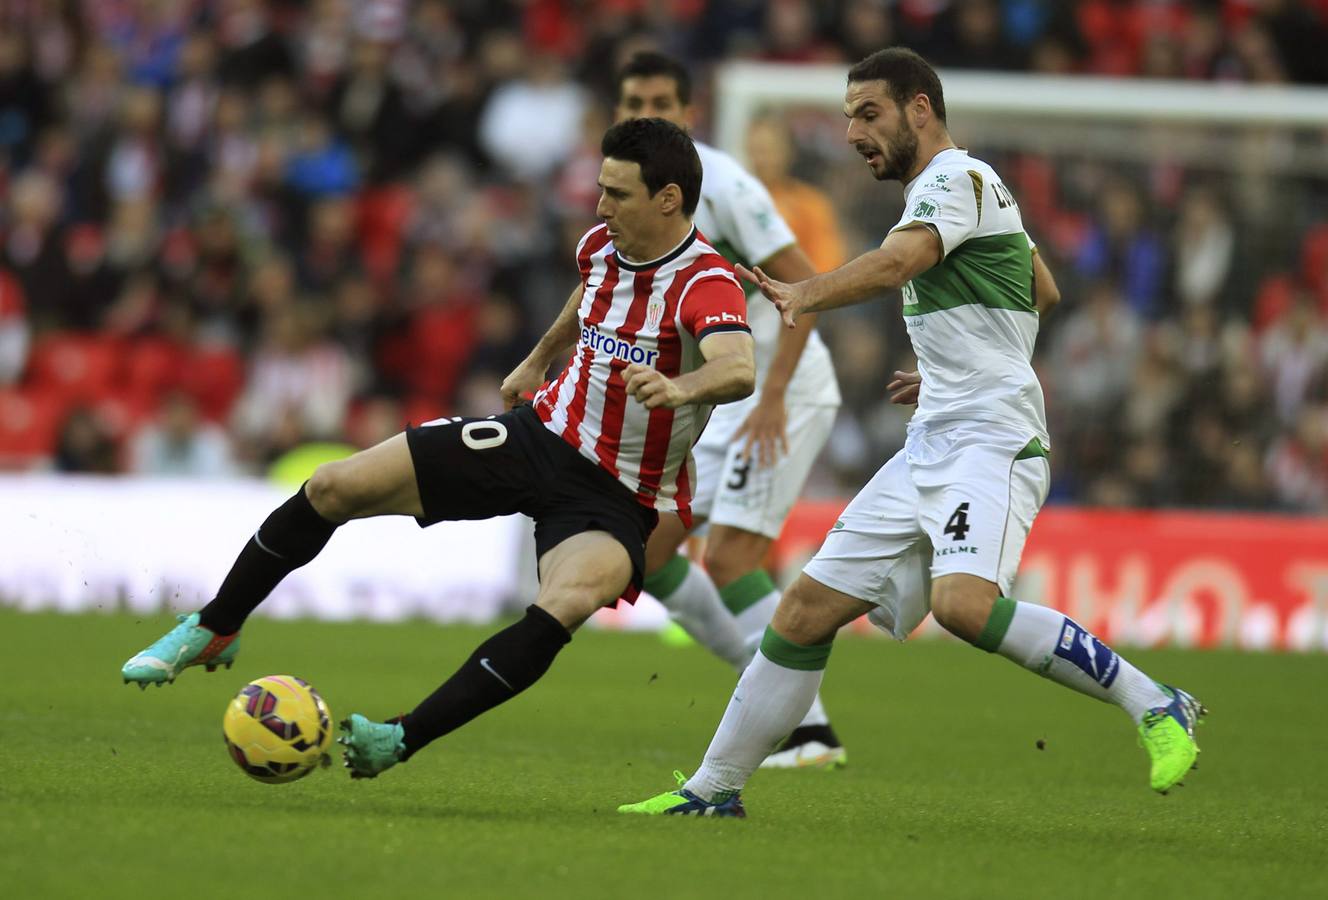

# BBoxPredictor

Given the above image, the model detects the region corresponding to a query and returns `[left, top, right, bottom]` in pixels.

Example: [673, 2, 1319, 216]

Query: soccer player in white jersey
[614, 53, 847, 768]
[621, 48, 1206, 818]
[120, 118, 757, 778]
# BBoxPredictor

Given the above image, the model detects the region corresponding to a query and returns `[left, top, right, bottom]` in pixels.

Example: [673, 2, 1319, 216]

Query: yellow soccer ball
[222, 675, 333, 784]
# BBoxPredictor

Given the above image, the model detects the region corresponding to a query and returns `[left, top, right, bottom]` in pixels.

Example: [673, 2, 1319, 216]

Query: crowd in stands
[0, 0, 1325, 515]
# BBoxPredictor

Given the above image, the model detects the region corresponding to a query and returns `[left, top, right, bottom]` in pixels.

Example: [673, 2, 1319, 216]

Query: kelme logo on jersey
[580, 325, 659, 367]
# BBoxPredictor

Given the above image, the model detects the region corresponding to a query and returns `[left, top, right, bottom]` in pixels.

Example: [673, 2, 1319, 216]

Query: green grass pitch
[3, 608, 1325, 899]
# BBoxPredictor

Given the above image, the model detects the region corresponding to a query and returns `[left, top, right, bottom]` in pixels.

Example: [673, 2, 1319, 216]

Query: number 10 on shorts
[423, 417, 510, 451]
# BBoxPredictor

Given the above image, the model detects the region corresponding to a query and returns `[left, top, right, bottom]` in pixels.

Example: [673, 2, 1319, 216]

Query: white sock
[644, 555, 746, 669]
[800, 694, 830, 729]
[984, 597, 1172, 723]
[685, 632, 831, 802]
[726, 577, 832, 732]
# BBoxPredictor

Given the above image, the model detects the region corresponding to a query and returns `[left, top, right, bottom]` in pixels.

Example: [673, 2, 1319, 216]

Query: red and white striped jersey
[534, 223, 750, 524]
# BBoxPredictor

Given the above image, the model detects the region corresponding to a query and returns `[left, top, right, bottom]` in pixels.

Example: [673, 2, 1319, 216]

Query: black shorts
[405, 404, 659, 594]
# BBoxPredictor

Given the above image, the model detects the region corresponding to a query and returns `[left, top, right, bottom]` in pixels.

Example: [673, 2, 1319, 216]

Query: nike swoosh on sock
[479, 658, 515, 691]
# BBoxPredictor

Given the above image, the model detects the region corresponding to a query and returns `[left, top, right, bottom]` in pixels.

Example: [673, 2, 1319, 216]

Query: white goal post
[714, 62, 1328, 170]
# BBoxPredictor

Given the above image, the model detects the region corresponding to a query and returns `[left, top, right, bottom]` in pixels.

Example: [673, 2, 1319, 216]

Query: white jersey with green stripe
[693, 141, 840, 409]
[892, 147, 1048, 446]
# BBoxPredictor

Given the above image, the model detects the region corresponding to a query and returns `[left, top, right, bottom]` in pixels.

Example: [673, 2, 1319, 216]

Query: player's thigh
[536, 530, 635, 630]
[407, 409, 546, 525]
[917, 445, 1050, 594]
[306, 433, 422, 521]
[708, 403, 837, 540]
[644, 511, 693, 575]
[533, 448, 658, 626]
[802, 449, 931, 639]
[770, 572, 875, 646]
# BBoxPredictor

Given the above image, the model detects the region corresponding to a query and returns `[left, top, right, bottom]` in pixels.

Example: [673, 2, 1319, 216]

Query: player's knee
[305, 460, 358, 523]
[929, 582, 993, 644]
[702, 531, 769, 587]
[701, 543, 743, 587]
[536, 587, 608, 631]
[769, 579, 833, 645]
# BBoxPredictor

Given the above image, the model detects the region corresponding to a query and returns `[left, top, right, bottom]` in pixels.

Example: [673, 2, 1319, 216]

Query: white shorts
[803, 424, 1050, 640]
[691, 399, 837, 539]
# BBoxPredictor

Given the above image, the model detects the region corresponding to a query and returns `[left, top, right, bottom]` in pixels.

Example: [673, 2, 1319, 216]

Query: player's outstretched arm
[1033, 250, 1061, 317]
[733, 243, 819, 463]
[624, 331, 755, 411]
[737, 226, 940, 328]
[501, 284, 584, 409]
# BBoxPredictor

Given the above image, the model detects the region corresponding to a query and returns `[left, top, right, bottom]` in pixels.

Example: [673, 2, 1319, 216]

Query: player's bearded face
[845, 83, 919, 182]
[874, 108, 919, 182]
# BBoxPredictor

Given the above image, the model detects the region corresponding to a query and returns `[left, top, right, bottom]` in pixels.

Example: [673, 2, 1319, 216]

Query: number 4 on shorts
[944, 502, 970, 541]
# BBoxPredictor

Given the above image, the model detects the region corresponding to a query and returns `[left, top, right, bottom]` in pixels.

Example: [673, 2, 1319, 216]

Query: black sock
[198, 485, 339, 635]
[400, 605, 572, 758]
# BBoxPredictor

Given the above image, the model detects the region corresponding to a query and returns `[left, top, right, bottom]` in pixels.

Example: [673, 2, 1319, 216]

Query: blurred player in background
[122, 118, 757, 779]
[622, 48, 1206, 817]
[616, 52, 846, 769]
[744, 113, 849, 275]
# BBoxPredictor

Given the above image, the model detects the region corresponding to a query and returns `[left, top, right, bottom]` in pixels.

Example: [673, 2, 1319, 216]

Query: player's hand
[736, 264, 805, 329]
[887, 369, 921, 405]
[500, 361, 545, 410]
[625, 364, 687, 409]
[733, 392, 789, 467]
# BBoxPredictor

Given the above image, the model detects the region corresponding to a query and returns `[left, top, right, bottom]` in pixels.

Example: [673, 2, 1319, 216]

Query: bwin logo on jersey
[1053, 619, 1119, 688]
[580, 326, 659, 367]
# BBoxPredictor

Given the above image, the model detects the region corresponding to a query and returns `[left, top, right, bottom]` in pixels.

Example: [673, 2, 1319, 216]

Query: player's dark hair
[600, 117, 702, 217]
[848, 47, 947, 124]
[615, 51, 692, 106]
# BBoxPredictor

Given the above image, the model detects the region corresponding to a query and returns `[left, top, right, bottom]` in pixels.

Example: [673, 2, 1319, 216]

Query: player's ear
[911, 93, 931, 129]
[657, 183, 683, 215]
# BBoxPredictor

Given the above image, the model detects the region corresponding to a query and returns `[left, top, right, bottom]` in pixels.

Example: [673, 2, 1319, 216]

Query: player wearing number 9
[120, 117, 755, 780]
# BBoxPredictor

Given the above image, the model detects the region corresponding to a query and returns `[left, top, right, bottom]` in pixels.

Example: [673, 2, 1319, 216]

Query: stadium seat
[123, 338, 188, 407]
[0, 386, 65, 466]
[179, 346, 245, 422]
[27, 333, 123, 405]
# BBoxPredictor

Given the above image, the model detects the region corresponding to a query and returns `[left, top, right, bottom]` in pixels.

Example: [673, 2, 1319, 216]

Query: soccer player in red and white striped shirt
[525, 216, 752, 526]
[120, 117, 756, 779]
